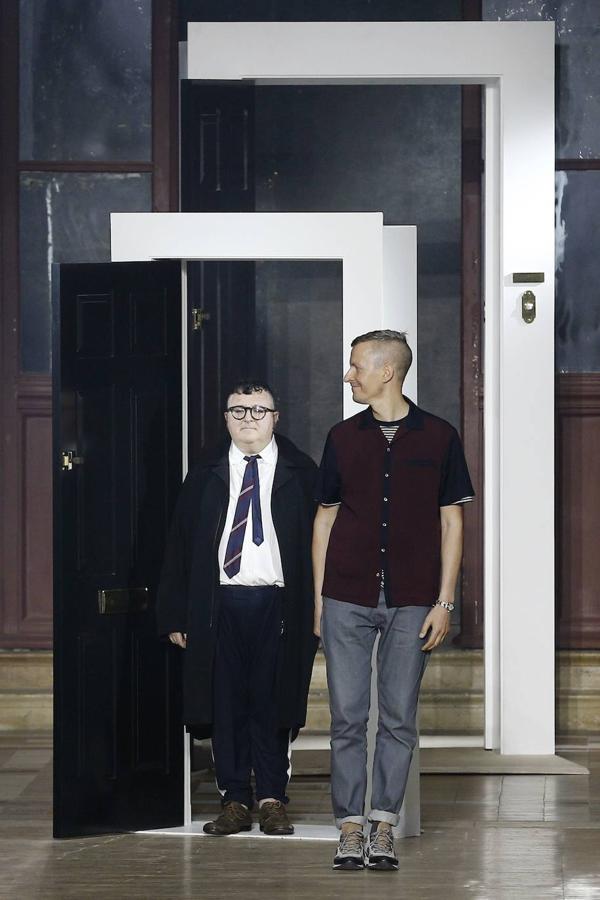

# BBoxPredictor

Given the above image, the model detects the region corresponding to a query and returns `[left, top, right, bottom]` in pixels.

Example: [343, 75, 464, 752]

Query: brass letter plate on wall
[512, 272, 545, 284]
[98, 588, 150, 615]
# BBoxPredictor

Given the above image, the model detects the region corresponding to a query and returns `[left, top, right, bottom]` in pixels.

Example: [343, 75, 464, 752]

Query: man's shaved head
[350, 330, 413, 383]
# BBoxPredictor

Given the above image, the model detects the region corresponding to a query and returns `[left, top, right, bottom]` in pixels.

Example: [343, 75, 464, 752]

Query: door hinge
[61, 450, 84, 471]
[192, 308, 211, 331]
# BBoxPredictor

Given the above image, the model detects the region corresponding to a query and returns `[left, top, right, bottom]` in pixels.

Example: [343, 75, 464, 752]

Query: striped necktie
[223, 455, 264, 578]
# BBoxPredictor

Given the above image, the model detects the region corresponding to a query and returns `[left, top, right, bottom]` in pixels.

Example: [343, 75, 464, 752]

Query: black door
[52, 261, 184, 838]
[181, 81, 257, 463]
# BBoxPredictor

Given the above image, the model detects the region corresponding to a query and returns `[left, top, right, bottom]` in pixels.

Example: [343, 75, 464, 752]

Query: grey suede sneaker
[365, 823, 398, 870]
[333, 828, 365, 870]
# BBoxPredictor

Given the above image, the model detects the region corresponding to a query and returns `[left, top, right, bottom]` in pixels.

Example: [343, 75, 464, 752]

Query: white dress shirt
[218, 437, 284, 587]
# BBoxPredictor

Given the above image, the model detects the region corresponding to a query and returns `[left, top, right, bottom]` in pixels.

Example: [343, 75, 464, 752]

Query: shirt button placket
[381, 441, 392, 602]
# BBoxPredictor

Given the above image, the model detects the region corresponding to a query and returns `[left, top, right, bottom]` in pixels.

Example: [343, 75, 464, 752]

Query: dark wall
[18, 0, 152, 373]
[254, 85, 462, 431]
[485, 0, 600, 160]
[484, 0, 600, 370]
[179, 0, 461, 34]
[254, 261, 342, 462]
[555, 171, 600, 371]
[20, 0, 151, 163]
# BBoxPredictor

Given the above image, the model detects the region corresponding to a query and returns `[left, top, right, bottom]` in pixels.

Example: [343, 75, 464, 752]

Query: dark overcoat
[156, 433, 319, 739]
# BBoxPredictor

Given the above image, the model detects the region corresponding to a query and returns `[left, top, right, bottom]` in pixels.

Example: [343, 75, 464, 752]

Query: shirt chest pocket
[397, 458, 441, 503]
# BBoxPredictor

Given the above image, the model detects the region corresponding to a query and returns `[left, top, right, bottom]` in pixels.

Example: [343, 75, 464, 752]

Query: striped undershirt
[379, 423, 400, 443]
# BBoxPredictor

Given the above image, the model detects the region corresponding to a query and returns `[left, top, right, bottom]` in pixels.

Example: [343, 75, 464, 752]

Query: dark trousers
[212, 585, 291, 810]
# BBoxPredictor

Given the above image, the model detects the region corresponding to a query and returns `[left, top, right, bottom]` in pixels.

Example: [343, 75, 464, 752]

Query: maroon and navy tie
[223, 455, 264, 578]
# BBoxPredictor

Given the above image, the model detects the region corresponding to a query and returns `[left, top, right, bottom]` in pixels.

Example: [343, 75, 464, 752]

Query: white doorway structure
[186, 20, 556, 757]
[111, 212, 417, 411]
[111, 211, 420, 836]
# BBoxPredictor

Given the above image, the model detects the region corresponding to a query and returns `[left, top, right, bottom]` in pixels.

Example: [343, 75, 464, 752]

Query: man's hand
[169, 632, 187, 649]
[419, 606, 450, 651]
[313, 596, 323, 638]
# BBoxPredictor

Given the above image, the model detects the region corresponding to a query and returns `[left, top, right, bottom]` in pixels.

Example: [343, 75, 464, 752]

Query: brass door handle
[61, 450, 84, 471]
[192, 308, 211, 331]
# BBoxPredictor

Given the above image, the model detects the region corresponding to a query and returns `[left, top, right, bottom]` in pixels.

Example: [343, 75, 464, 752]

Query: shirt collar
[229, 436, 277, 464]
[358, 397, 424, 432]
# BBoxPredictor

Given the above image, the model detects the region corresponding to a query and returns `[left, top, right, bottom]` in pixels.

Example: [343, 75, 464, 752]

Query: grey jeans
[321, 592, 430, 828]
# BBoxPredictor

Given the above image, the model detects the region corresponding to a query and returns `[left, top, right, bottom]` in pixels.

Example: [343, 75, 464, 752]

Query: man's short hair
[351, 329, 413, 380]
[225, 379, 277, 408]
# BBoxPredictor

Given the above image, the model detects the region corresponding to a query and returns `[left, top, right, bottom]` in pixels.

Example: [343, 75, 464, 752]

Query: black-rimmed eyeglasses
[226, 405, 277, 421]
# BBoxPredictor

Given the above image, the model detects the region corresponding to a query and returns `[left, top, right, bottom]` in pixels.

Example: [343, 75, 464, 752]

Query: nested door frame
[186, 20, 556, 755]
[111, 213, 419, 830]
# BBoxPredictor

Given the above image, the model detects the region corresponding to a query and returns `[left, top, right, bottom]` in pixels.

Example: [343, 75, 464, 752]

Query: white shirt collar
[229, 436, 277, 465]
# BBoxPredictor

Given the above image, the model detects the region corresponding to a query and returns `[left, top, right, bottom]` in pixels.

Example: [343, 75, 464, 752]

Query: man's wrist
[433, 599, 454, 612]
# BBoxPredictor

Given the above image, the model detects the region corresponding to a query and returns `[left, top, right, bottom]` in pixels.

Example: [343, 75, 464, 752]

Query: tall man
[157, 381, 318, 837]
[313, 330, 474, 871]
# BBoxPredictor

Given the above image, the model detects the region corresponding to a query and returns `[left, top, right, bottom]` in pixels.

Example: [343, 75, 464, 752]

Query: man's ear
[382, 362, 395, 384]
[273, 411, 280, 427]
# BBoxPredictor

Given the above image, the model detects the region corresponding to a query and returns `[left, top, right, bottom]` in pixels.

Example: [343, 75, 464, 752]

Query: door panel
[186, 260, 256, 462]
[182, 82, 257, 462]
[53, 261, 184, 838]
[181, 81, 255, 213]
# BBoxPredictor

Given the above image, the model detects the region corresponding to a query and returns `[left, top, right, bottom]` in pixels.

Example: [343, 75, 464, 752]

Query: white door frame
[111, 213, 418, 834]
[111, 212, 418, 411]
[186, 20, 556, 755]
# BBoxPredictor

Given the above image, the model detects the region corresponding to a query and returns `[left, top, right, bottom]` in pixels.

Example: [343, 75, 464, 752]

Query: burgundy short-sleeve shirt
[315, 401, 474, 608]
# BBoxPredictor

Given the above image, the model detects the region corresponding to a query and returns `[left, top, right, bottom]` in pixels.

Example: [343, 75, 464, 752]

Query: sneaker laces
[260, 801, 289, 822]
[261, 800, 283, 812]
[339, 829, 363, 855]
[369, 826, 394, 855]
[223, 802, 248, 822]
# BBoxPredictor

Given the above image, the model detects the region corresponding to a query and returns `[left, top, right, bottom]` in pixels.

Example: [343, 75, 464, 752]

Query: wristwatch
[434, 600, 455, 612]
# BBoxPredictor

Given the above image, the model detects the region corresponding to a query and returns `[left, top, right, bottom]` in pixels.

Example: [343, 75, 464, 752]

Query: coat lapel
[201, 439, 230, 490]
[273, 456, 295, 494]
[212, 458, 230, 488]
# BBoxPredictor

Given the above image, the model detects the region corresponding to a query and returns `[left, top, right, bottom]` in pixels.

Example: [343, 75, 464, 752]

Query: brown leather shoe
[203, 801, 252, 835]
[258, 800, 294, 835]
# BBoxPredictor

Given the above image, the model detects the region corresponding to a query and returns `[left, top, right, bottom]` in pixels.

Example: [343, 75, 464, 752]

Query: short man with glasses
[157, 380, 318, 836]
[313, 330, 474, 871]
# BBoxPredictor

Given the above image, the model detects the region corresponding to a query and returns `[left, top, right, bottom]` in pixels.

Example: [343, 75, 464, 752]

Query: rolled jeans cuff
[369, 809, 399, 827]
[336, 814, 366, 829]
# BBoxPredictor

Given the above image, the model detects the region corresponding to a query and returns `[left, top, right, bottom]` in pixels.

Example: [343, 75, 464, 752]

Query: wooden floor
[2, 733, 600, 899]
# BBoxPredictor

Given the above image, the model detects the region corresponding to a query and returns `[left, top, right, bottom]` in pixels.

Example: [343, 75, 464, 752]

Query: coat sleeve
[155, 471, 196, 638]
[298, 460, 320, 716]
